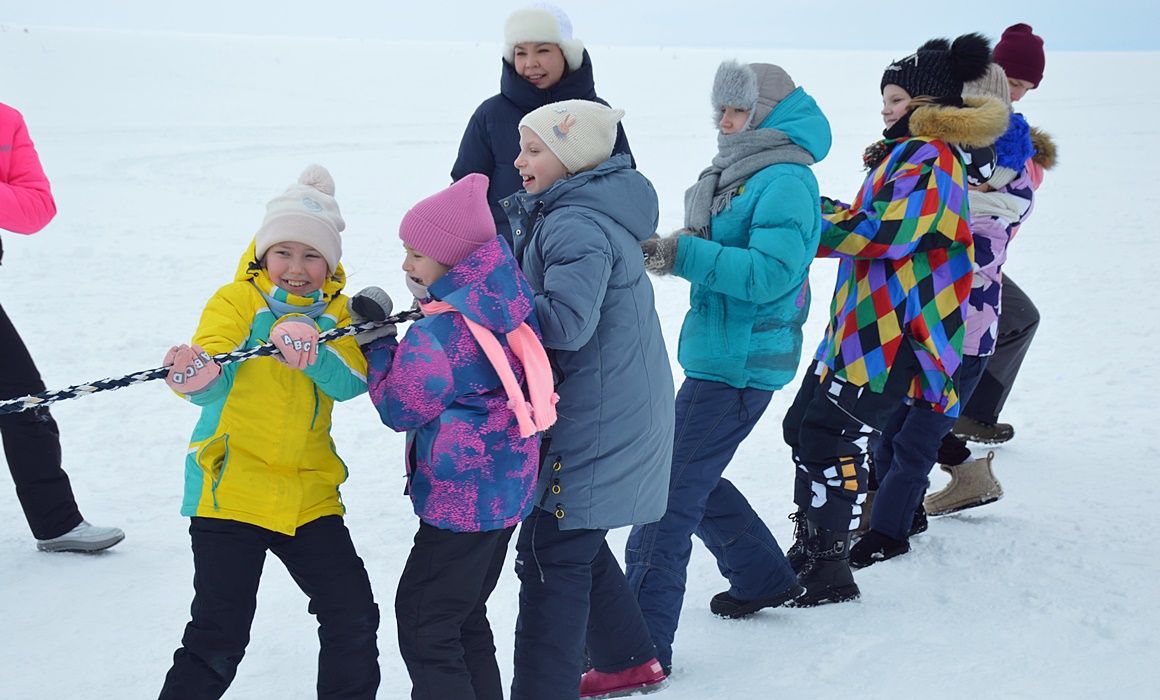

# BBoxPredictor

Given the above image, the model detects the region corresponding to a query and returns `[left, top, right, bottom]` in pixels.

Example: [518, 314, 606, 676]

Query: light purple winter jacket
[963, 172, 1035, 356]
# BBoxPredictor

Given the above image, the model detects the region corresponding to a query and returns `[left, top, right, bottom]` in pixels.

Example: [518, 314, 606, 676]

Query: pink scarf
[420, 300, 558, 438]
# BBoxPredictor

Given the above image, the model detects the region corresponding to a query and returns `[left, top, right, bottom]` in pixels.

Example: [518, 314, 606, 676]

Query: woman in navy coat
[451, 4, 631, 242]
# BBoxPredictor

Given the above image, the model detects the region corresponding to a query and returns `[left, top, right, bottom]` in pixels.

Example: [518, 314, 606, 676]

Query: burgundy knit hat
[399, 174, 496, 267]
[993, 23, 1045, 88]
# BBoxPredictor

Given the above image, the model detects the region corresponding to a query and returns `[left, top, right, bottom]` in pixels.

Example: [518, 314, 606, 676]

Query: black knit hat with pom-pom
[881, 33, 991, 100]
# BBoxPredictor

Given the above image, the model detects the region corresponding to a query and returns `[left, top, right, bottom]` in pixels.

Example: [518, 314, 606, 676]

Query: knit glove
[271, 319, 320, 369]
[640, 231, 693, 276]
[349, 286, 397, 346]
[163, 344, 221, 394]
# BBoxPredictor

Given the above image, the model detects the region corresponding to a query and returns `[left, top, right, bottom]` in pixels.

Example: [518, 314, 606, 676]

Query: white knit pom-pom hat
[254, 164, 345, 271]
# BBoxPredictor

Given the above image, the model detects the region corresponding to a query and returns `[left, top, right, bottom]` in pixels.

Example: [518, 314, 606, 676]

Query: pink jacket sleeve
[0, 103, 57, 234]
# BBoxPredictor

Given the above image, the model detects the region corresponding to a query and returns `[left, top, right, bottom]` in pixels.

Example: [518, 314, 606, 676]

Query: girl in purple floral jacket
[356, 173, 556, 700]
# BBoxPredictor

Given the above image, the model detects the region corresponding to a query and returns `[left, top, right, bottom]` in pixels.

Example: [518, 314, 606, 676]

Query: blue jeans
[871, 355, 990, 540]
[625, 378, 797, 671]
[511, 507, 656, 700]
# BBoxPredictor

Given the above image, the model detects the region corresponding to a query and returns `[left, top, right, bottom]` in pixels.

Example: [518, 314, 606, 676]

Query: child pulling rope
[0, 310, 422, 415]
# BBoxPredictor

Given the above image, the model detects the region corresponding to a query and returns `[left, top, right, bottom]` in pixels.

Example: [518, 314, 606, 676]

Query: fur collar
[909, 96, 1010, 148]
[1029, 126, 1057, 169]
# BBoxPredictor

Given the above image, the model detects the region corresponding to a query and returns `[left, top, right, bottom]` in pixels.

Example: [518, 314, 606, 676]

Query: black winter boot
[909, 504, 928, 537]
[787, 522, 860, 607]
[786, 510, 809, 574]
[709, 580, 805, 619]
[849, 529, 910, 569]
[952, 415, 1014, 445]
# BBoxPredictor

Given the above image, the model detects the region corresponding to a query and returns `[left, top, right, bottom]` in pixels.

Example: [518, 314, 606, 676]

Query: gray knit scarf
[684, 128, 815, 235]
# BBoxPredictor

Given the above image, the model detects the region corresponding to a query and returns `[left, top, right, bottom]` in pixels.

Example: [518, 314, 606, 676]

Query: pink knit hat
[399, 173, 496, 267]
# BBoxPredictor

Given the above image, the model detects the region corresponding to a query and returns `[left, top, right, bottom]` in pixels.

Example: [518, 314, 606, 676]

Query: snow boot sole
[785, 583, 860, 608]
[582, 678, 669, 699]
[710, 582, 805, 619]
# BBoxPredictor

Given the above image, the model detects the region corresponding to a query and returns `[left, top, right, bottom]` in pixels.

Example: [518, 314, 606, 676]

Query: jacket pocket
[196, 434, 230, 509]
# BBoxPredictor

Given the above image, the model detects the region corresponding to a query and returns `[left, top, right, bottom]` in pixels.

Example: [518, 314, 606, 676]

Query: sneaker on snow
[36, 521, 125, 553]
[710, 581, 805, 619]
[952, 416, 1014, 445]
[580, 658, 667, 699]
[924, 451, 1003, 516]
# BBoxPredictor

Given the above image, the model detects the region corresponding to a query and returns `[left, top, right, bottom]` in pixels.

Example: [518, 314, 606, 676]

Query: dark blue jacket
[451, 51, 632, 242]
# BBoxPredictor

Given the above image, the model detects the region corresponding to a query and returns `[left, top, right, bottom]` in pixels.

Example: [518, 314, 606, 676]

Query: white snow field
[1, 27, 1157, 700]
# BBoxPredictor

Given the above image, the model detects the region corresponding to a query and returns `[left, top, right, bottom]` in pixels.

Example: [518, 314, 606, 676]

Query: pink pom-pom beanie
[399, 173, 497, 267]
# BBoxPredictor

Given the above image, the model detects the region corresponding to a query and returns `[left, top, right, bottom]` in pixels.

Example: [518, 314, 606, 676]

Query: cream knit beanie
[255, 164, 345, 271]
[963, 63, 1012, 108]
[518, 99, 624, 174]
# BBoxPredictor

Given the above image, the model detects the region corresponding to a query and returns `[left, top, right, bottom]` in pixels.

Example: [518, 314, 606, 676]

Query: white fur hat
[519, 99, 624, 174]
[255, 164, 345, 272]
[503, 3, 585, 72]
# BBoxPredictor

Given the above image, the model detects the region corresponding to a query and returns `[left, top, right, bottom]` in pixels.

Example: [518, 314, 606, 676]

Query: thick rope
[0, 309, 423, 415]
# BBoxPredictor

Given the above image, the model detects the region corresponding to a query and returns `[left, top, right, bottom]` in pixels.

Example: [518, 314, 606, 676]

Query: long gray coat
[504, 154, 674, 530]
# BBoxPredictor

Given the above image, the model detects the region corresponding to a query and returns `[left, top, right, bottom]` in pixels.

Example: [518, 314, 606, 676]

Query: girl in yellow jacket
[158, 165, 379, 700]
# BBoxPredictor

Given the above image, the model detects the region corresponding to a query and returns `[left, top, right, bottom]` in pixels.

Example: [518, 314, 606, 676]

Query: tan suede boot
[924, 451, 1003, 516]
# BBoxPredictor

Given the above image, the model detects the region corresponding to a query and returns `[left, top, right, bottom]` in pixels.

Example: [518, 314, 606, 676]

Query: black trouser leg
[396, 521, 513, 700]
[0, 302, 82, 539]
[274, 516, 380, 700]
[963, 277, 1039, 424]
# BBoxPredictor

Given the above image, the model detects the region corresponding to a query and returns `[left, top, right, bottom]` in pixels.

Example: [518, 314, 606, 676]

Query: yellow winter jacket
[177, 242, 367, 535]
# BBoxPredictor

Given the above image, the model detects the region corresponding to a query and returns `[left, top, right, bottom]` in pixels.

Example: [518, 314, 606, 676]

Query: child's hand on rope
[163, 344, 221, 394]
[271, 320, 320, 369]
[349, 287, 397, 346]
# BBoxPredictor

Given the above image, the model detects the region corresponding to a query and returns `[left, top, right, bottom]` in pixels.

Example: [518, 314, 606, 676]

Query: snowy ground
[1, 27, 1157, 699]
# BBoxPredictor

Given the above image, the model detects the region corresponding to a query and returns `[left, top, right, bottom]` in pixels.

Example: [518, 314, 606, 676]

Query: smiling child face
[514, 127, 569, 194]
[262, 241, 328, 295]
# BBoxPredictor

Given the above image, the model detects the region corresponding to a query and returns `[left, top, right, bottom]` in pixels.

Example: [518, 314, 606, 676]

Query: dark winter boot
[849, 529, 910, 569]
[787, 522, 860, 607]
[909, 504, 928, 537]
[952, 415, 1014, 445]
[786, 509, 809, 574]
[709, 580, 804, 619]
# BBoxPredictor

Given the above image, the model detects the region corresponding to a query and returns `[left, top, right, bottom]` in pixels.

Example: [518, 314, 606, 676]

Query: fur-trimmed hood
[1030, 126, 1057, 169]
[909, 95, 1010, 148]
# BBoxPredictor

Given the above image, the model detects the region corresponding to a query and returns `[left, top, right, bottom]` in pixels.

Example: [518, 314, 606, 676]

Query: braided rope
[0, 309, 423, 415]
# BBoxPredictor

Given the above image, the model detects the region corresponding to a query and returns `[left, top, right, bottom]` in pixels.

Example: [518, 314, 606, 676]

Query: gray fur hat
[711, 60, 796, 130]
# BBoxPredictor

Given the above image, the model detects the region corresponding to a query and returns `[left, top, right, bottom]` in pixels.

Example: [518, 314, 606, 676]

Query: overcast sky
[1, 0, 1154, 51]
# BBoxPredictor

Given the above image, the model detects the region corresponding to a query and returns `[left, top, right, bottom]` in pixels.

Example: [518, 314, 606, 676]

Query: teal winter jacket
[672, 87, 831, 390]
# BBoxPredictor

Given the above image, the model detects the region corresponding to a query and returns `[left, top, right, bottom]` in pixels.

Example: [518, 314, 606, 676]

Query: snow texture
[1, 27, 1157, 700]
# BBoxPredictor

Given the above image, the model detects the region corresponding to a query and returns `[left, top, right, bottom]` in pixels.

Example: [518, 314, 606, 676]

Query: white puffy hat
[503, 3, 585, 72]
[255, 164, 345, 272]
